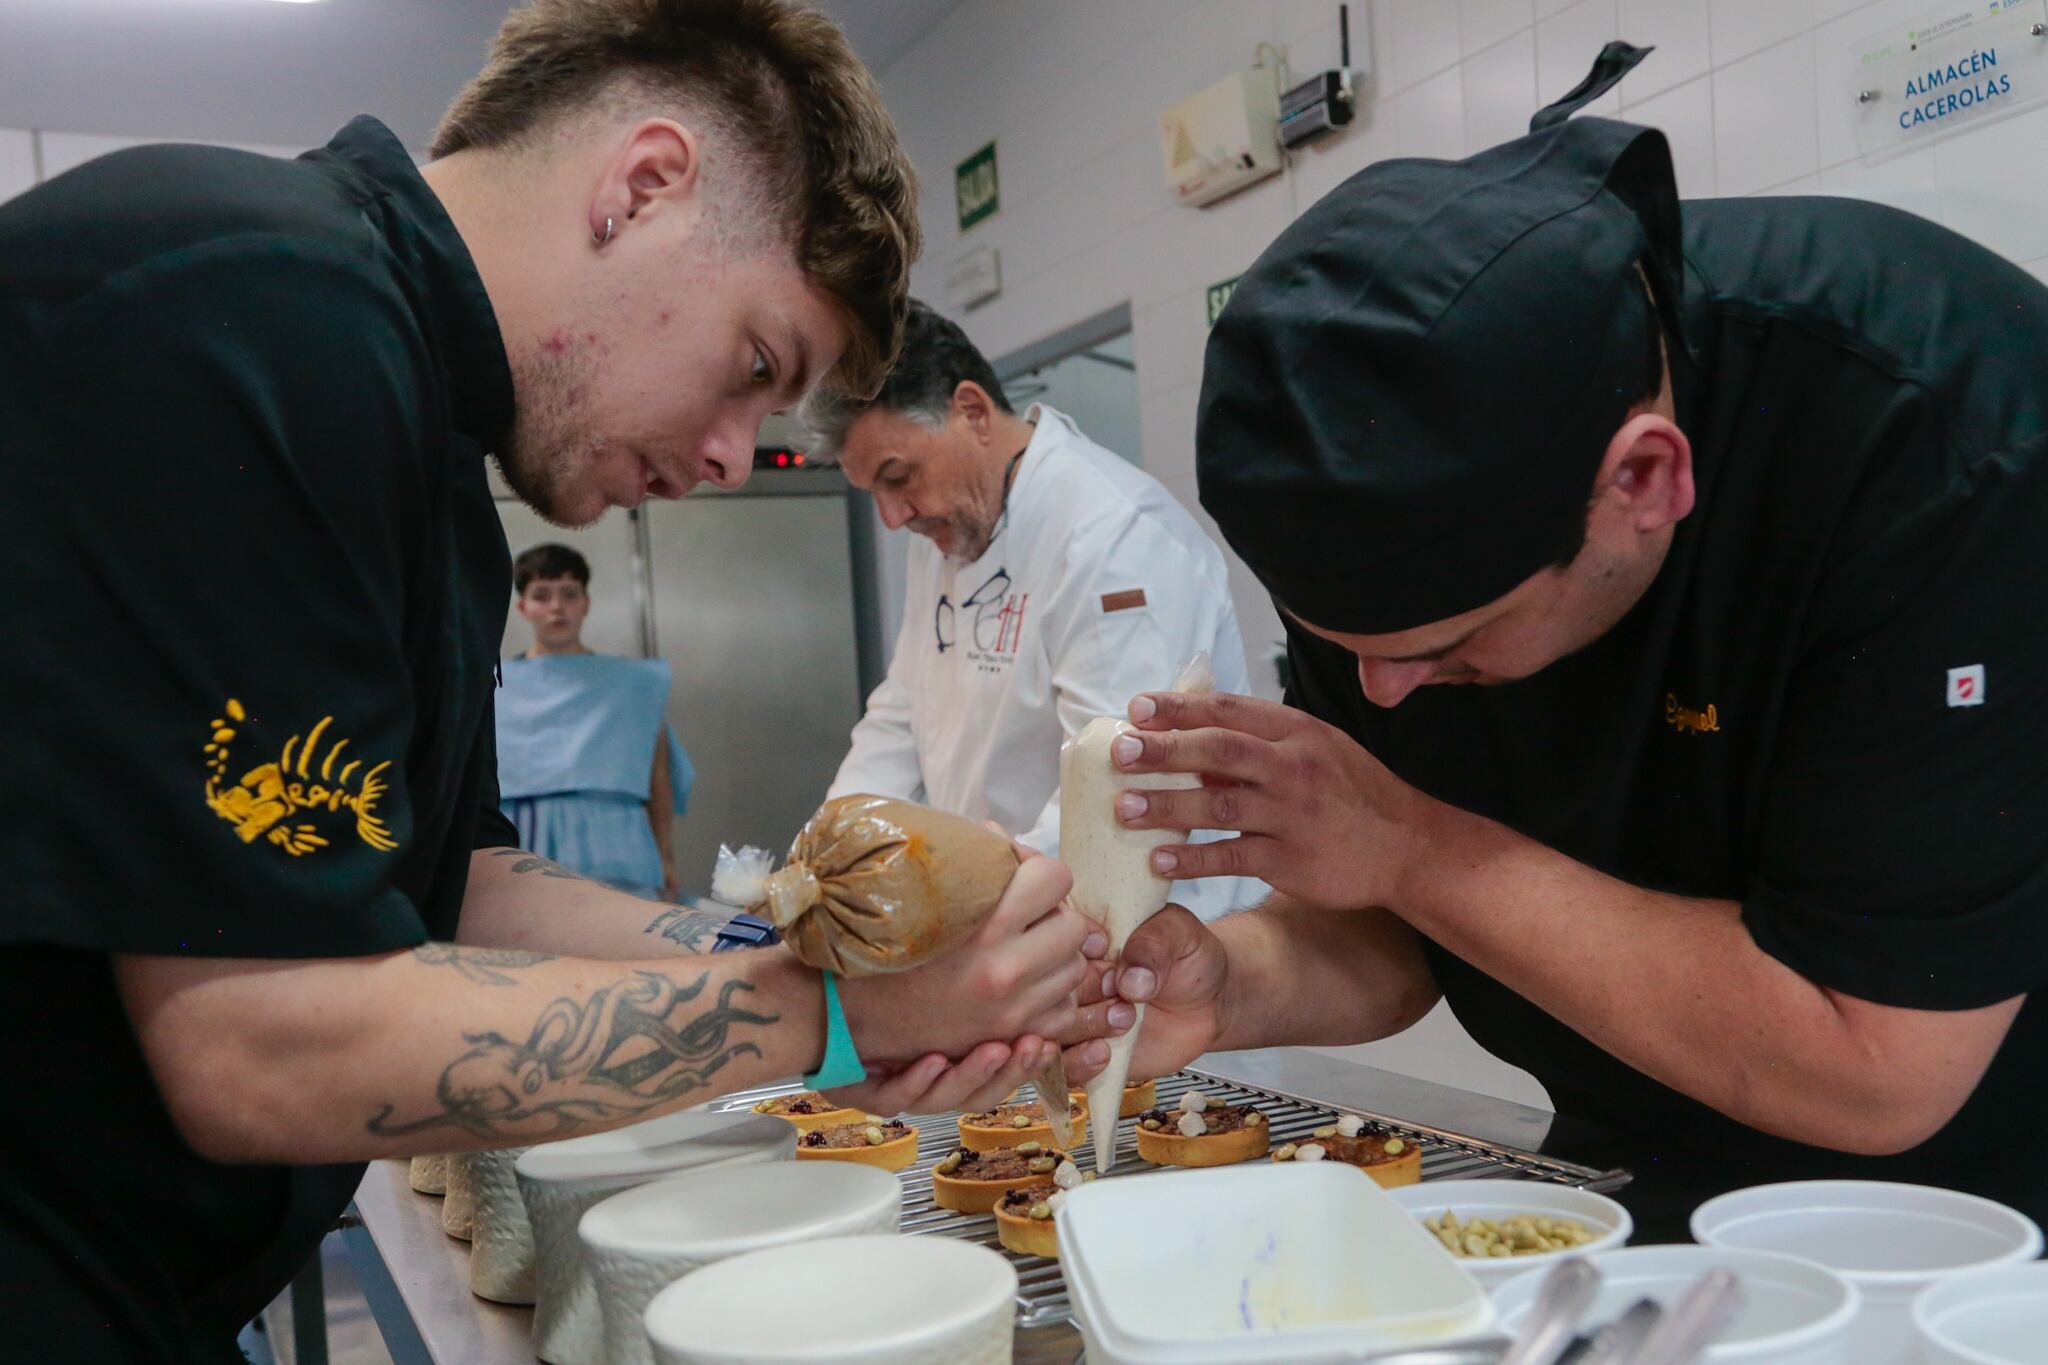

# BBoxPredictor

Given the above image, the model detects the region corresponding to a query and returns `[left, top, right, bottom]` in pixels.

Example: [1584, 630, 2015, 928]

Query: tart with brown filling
[751, 1091, 865, 1134]
[1132, 1096, 1270, 1168]
[1271, 1119, 1421, 1188]
[957, 1097, 1089, 1153]
[791, 1118, 919, 1172]
[930, 1143, 1075, 1213]
[993, 1182, 1064, 1258]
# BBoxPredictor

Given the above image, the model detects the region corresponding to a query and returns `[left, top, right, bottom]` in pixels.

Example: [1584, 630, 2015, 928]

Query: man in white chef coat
[807, 300, 1257, 920]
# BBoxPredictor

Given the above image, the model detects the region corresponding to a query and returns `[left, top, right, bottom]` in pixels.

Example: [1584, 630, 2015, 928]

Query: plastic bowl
[1492, 1245, 1859, 1363]
[1389, 1180, 1632, 1287]
[1913, 1261, 2048, 1363]
[643, 1234, 1016, 1365]
[1692, 1180, 2042, 1364]
[1059, 1161, 1494, 1364]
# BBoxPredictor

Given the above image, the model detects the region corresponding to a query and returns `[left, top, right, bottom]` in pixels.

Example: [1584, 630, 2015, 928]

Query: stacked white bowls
[580, 1162, 903, 1365]
[517, 1110, 795, 1364]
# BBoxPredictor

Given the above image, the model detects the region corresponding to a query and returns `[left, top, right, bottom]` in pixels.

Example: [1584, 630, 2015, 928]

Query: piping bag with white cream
[1064, 653, 1213, 1172]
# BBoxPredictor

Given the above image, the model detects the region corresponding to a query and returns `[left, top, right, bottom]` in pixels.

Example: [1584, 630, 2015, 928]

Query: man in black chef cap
[1064, 46, 2048, 1233]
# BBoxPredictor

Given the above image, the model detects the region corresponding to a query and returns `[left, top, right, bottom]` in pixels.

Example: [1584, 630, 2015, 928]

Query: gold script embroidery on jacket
[203, 698, 399, 856]
[1664, 692, 1721, 736]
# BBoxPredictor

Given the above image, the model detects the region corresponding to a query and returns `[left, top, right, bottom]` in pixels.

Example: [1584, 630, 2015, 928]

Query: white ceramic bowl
[1493, 1245, 1859, 1364]
[1913, 1261, 2048, 1363]
[1060, 1162, 1494, 1364]
[1692, 1180, 2043, 1365]
[643, 1234, 1016, 1365]
[1389, 1179, 1633, 1287]
[517, 1111, 795, 1365]
[580, 1162, 903, 1365]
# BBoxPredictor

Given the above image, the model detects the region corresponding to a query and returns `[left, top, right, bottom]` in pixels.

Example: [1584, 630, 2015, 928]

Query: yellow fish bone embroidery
[203, 699, 398, 856]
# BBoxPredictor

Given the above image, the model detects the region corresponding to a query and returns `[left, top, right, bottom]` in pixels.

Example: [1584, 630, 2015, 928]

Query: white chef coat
[831, 404, 1262, 921]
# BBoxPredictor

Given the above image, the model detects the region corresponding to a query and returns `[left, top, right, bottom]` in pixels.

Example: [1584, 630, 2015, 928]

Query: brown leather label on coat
[1100, 589, 1148, 613]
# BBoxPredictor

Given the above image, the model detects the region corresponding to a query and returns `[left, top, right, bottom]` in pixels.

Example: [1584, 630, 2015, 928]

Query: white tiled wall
[883, 0, 2048, 690]
[878, 0, 2048, 1109]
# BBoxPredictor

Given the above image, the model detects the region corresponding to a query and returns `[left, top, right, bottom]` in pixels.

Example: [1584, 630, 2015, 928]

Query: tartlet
[791, 1118, 920, 1172]
[957, 1097, 1089, 1153]
[992, 1182, 1064, 1258]
[1272, 1123, 1421, 1187]
[1118, 1078, 1158, 1118]
[1132, 1095, 1270, 1167]
[750, 1091, 865, 1134]
[931, 1143, 1073, 1214]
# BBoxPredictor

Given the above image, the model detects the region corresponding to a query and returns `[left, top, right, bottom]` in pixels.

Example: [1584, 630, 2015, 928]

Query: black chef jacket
[0, 117, 519, 1362]
[1286, 194, 2048, 1238]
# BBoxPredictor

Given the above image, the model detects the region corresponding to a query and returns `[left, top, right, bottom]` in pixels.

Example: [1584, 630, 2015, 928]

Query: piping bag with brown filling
[1063, 654, 1212, 1172]
[747, 795, 1020, 974]
[743, 796, 1088, 1143]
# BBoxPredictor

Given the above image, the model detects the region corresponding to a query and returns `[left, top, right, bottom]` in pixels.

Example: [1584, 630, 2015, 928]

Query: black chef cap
[1197, 45, 1686, 635]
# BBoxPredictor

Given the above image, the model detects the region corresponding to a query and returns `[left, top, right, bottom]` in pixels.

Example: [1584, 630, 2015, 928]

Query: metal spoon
[1570, 1297, 1662, 1365]
[1630, 1269, 1742, 1365]
[1500, 1256, 1603, 1365]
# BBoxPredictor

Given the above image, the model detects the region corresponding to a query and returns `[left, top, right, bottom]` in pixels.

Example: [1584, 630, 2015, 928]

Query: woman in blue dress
[496, 544, 693, 900]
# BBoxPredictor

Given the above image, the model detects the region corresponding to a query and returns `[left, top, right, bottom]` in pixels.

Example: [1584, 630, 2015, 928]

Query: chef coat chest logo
[937, 566, 1030, 674]
[1663, 691, 1722, 736]
[202, 698, 400, 856]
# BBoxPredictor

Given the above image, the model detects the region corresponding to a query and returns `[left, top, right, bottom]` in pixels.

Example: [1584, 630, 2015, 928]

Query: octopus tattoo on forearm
[366, 970, 778, 1140]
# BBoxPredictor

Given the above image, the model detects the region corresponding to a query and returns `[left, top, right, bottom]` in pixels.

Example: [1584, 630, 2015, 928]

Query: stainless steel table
[344, 1047, 1568, 1365]
[344, 1161, 535, 1365]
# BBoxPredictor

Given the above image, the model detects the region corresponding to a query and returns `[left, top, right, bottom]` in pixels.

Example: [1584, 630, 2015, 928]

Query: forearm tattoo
[366, 970, 778, 1141]
[644, 906, 726, 954]
[411, 942, 557, 987]
[491, 848, 587, 881]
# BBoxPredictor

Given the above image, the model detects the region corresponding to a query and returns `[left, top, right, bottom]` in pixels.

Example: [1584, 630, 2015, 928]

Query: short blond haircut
[434, 0, 921, 397]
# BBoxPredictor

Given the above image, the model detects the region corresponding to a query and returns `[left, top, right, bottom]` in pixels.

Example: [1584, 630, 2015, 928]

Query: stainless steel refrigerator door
[645, 491, 864, 890]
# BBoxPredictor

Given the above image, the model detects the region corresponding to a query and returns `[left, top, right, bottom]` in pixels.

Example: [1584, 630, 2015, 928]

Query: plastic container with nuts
[1388, 1179, 1633, 1288]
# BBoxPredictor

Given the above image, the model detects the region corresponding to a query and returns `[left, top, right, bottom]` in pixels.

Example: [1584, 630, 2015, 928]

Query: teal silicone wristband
[803, 971, 867, 1091]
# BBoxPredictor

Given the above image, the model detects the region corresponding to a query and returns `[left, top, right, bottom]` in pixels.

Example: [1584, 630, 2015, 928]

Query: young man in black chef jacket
[0, 3, 1097, 1360]
[1065, 52, 2048, 1237]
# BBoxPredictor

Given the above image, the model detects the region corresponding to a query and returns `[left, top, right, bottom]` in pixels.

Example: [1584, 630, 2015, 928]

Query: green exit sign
[1206, 274, 1243, 327]
[955, 141, 1000, 232]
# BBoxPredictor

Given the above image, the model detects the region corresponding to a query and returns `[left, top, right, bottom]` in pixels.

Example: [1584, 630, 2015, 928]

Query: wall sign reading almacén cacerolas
[1847, 0, 2048, 156]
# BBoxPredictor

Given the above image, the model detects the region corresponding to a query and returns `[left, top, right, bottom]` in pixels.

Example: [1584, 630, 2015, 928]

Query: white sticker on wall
[1947, 663, 1987, 707]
